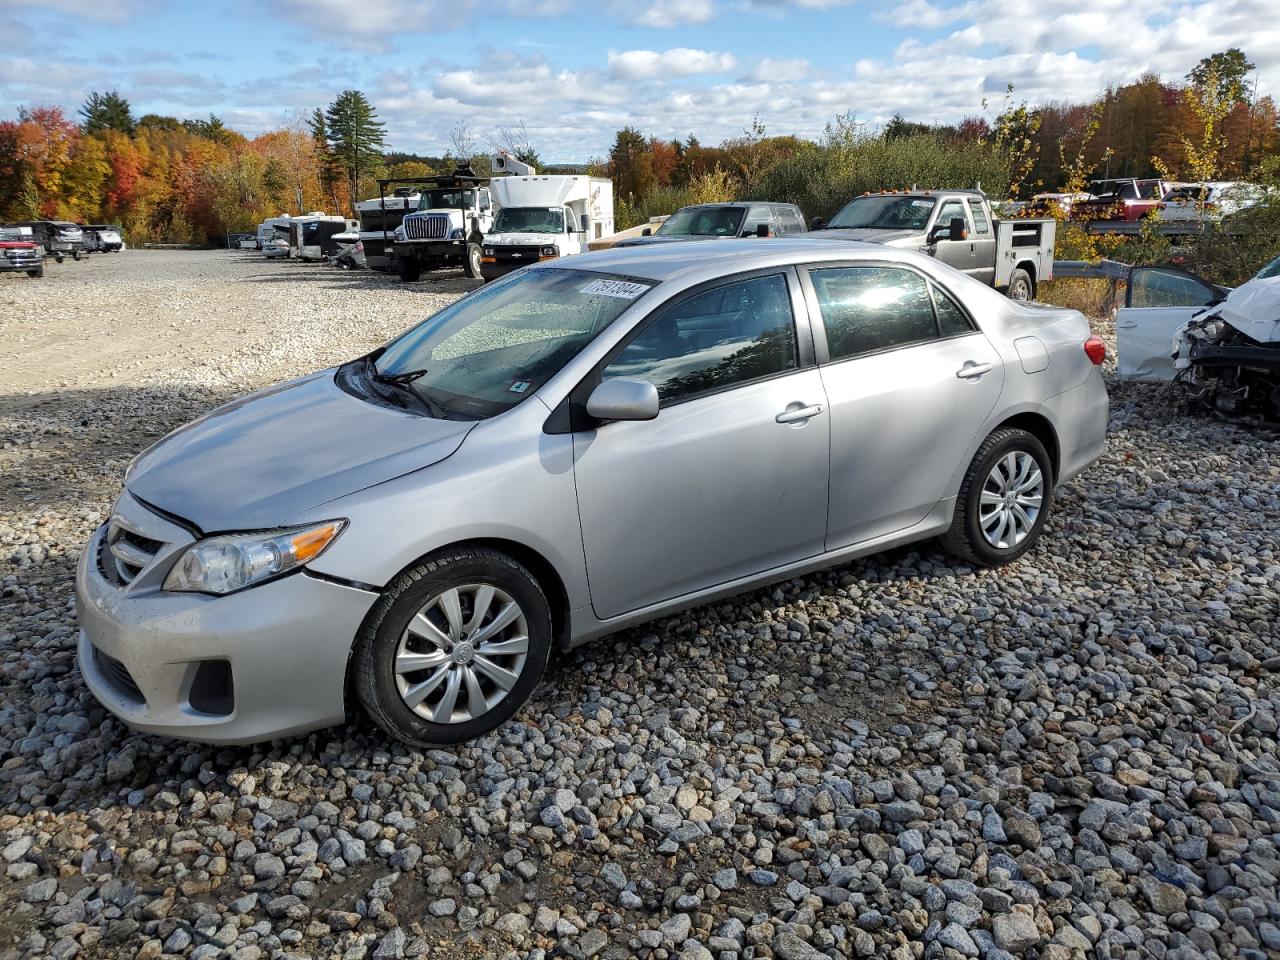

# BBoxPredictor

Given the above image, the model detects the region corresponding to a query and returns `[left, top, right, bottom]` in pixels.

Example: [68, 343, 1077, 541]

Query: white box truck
[480, 158, 613, 281]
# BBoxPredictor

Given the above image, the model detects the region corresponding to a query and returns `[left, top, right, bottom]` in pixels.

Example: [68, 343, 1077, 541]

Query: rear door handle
[956, 361, 993, 379]
[776, 403, 825, 424]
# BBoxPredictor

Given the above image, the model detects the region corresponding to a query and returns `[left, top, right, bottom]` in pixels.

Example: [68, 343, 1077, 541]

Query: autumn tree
[324, 90, 386, 212]
[80, 91, 134, 134]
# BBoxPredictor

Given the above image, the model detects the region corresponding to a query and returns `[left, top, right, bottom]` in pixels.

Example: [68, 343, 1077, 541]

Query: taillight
[1084, 336, 1106, 365]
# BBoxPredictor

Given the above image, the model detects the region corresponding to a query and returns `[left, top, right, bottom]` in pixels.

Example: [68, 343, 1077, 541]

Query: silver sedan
[76, 239, 1109, 746]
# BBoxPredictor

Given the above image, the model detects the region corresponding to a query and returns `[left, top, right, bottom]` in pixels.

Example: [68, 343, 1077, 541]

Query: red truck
[1072, 178, 1171, 222]
[0, 225, 43, 278]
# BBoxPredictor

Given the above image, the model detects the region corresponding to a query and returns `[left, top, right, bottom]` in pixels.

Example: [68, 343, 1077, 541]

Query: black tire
[72, 250, 82, 261]
[464, 243, 483, 279]
[939, 428, 1054, 567]
[353, 547, 552, 746]
[398, 257, 422, 282]
[54, 256, 63, 264]
[28, 269, 43, 278]
[1005, 268, 1033, 301]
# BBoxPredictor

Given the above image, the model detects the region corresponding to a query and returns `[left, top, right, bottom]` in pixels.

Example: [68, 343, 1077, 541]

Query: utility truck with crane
[390, 170, 495, 281]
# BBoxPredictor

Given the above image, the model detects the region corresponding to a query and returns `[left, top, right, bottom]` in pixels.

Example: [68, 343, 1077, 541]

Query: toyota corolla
[77, 239, 1108, 747]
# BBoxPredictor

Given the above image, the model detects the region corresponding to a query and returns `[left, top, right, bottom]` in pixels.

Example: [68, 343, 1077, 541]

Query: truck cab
[816, 190, 1054, 301]
[480, 172, 614, 281]
[391, 172, 494, 281]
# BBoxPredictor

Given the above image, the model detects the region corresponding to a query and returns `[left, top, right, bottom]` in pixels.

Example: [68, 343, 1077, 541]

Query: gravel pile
[1, 252, 1277, 960]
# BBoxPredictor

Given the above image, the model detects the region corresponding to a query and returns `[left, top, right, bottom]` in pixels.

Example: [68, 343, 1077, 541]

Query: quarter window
[810, 266, 938, 359]
[967, 199, 990, 234]
[931, 283, 973, 337]
[603, 274, 797, 403]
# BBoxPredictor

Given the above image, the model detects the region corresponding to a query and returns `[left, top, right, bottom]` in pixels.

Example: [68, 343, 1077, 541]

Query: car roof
[677, 201, 795, 210]
[541, 236, 934, 284]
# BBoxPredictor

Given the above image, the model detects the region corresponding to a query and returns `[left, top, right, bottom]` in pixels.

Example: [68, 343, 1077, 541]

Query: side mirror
[930, 217, 967, 242]
[586, 379, 659, 422]
[810, 217, 826, 230]
[755, 223, 770, 238]
[579, 213, 588, 233]
[641, 227, 652, 236]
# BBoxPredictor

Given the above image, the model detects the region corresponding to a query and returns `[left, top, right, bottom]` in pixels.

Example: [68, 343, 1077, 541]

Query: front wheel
[352, 548, 552, 746]
[1005, 268, 1033, 301]
[939, 428, 1053, 567]
[464, 243, 482, 279]
[28, 269, 43, 278]
[398, 257, 423, 282]
[72, 250, 82, 261]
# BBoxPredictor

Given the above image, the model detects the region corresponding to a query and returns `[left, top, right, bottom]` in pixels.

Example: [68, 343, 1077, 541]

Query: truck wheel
[28, 269, 43, 278]
[54, 256, 63, 264]
[398, 258, 423, 283]
[464, 243, 483, 279]
[1006, 268, 1033, 302]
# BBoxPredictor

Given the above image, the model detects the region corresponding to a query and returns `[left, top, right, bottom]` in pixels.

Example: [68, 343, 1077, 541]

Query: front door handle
[776, 403, 825, 424]
[956, 361, 993, 380]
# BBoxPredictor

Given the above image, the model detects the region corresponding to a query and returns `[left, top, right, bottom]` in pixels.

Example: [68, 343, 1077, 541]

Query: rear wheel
[464, 243, 483, 279]
[398, 257, 422, 282]
[353, 547, 552, 746]
[1005, 268, 1033, 301]
[940, 428, 1053, 567]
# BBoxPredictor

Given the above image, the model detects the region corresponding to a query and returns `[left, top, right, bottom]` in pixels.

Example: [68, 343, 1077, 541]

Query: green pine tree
[324, 90, 387, 213]
[79, 91, 134, 134]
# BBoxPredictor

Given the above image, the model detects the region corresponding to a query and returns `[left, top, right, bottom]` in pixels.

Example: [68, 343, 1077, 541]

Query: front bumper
[1, 255, 41, 272]
[393, 240, 465, 259]
[75, 504, 378, 745]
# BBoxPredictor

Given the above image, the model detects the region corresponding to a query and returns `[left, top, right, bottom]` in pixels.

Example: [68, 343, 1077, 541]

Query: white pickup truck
[480, 172, 614, 281]
[815, 189, 1055, 301]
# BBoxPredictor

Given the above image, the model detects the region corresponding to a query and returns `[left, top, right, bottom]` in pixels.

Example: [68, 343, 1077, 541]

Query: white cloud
[744, 57, 811, 82]
[622, 0, 716, 27]
[608, 48, 737, 80]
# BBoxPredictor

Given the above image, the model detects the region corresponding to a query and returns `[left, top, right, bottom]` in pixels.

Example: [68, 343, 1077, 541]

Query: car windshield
[1254, 255, 1280, 280]
[493, 208, 564, 234]
[656, 207, 744, 237]
[0, 229, 22, 242]
[374, 268, 655, 419]
[422, 189, 475, 210]
[827, 196, 936, 229]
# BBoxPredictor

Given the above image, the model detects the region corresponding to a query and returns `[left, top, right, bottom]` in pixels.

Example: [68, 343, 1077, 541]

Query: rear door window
[967, 199, 990, 234]
[809, 266, 938, 360]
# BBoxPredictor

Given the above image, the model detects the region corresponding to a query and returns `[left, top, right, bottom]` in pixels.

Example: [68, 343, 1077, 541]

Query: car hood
[486, 232, 560, 246]
[127, 371, 474, 532]
[0, 241, 37, 249]
[613, 234, 721, 247]
[1212, 275, 1280, 343]
[811, 227, 923, 246]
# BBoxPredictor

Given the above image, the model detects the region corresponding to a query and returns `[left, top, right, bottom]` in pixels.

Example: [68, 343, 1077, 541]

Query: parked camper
[83, 224, 125, 253]
[391, 170, 495, 280]
[9, 221, 86, 262]
[480, 159, 613, 280]
[259, 216, 293, 258]
[355, 188, 422, 271]
[289, 215, 356, 261]
[814, 189, 1054, 301]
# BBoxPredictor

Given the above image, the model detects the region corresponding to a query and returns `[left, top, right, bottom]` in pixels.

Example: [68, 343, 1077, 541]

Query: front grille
[96, 649, 144, 704]
[403, 215, 451, 240]
[492, 245, 542, 263]
[102, 521, 165, 585]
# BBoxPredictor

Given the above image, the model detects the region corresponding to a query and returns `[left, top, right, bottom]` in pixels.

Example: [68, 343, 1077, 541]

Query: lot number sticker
[581, 279, 650, 300]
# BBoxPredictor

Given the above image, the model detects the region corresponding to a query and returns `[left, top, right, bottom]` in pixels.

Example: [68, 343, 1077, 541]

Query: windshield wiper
[366, 361, 450, 419]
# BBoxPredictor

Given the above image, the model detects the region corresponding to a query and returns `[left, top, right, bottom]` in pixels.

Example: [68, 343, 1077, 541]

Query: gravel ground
[1, 251, 1278, 960]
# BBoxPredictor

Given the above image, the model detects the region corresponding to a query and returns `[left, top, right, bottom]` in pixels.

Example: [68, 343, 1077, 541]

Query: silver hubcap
[1010, 279, 1030, 301]
[394, 584, 529, 724]
[979, 451, 1044, 549]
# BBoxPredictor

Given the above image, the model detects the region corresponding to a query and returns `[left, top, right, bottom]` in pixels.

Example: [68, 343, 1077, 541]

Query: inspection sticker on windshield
[580, 279, 649, 300]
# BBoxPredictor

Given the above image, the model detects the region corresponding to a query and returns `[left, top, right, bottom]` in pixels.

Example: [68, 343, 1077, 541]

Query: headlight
[164, 521, 345, 594]
[484, 247, 494, 256]
[540, 246, 557, 257]
[450, 228, 464, 240]
[394, 227, 406, 240]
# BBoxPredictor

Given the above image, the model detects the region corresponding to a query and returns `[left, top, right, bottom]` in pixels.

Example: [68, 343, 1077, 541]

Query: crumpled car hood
[127, 371, 473, 532]
[1213, 275, 1280, 343]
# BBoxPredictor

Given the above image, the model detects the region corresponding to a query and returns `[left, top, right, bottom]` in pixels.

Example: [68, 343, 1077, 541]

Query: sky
[1, 0, 1277, 163]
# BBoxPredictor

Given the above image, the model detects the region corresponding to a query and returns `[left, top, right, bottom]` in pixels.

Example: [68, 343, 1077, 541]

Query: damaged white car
[1116, 257, 1280, 422]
